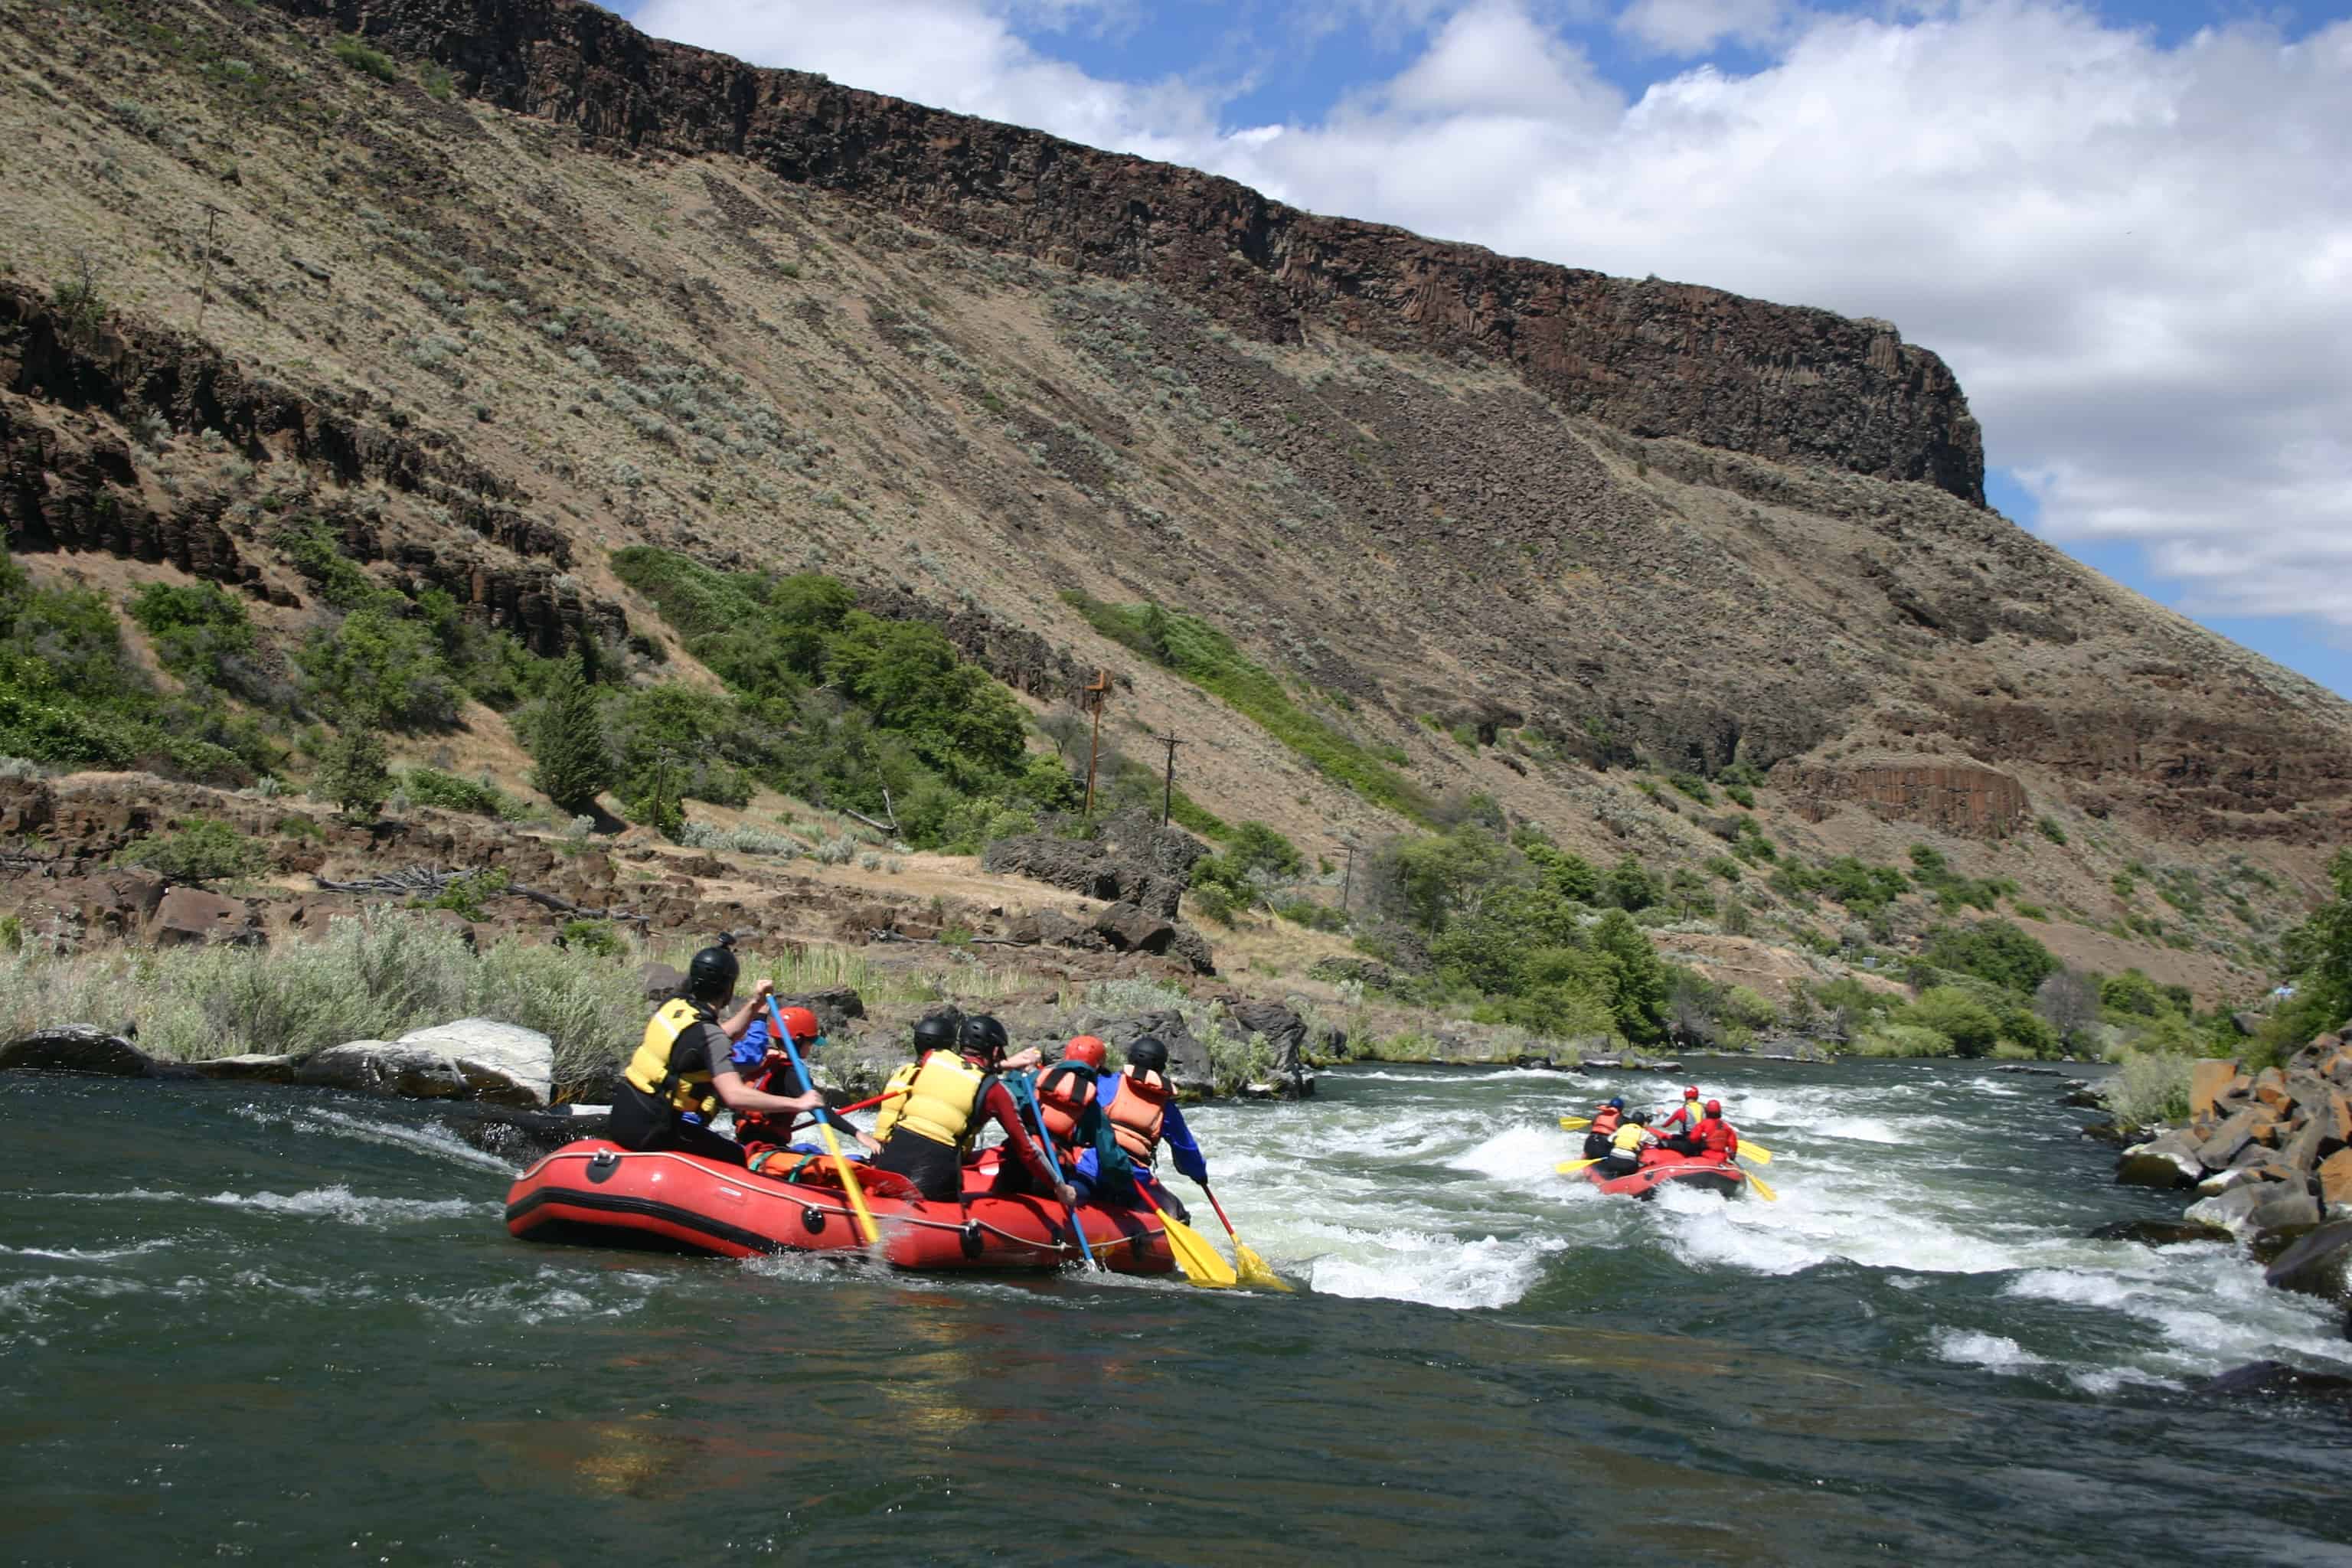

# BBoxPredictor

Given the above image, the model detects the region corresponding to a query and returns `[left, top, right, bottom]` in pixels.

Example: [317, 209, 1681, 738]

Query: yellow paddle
[767, 998, 879, 1248]
[1737, 1139, 1773, 1164]
[1134, 1181, 1236, 1288]
[1204, 1185, 1292, 1292]
[1742, 1168, 1778, 1201]
[1555, 1157, 1605, 1174]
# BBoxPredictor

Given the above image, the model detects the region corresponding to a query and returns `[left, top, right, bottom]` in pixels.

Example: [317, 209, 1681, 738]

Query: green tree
[1926, 919, 2059, 995]
[315, 723, 390, 820]
[1903, 986, 2002, 1057]
[296, 608, 459, 729]
[1527, 844, 1601, 904]
[528, 654, 616, 814]
[1606, 854, 1660, 913]
[623, 749, 685, 841]
[1591, 909, 1671, 1042]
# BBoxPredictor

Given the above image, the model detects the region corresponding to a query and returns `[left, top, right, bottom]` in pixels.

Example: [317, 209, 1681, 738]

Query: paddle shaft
[1018, 1071, 1099, 1269]
[788, 1085, 907, 1126]
[767, 999, 880, 1247]
[1204, 1184, 1241, 1242]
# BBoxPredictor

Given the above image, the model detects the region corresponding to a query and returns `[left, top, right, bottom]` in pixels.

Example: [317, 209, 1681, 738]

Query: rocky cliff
[266, 0, 1983, 500]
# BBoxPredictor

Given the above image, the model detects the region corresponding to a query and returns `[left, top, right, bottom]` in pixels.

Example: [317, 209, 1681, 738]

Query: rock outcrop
[1779, 757, 2030, 837]
[983, 810, 1207, 920]
[2115, 1026, 2352, 1238]
[261, 0, 1985, 501]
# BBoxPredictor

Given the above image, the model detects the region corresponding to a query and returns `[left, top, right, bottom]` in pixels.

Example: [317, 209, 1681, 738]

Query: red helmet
[1705, 1099, 1722, 1116]
[1684, 1086, 1700, 1100]
[776, 1005, 822, 1043]
[1063, 1035, 1107, 1070]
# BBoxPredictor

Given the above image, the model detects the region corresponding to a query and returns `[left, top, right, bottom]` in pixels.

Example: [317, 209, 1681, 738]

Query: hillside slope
[1, 0, 2346, 996]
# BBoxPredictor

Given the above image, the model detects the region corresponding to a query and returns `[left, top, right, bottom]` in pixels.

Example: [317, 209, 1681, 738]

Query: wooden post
[195, 204, 224, 335]
[1081, 668, 1109, 816]
[1341, 840, 1358, 913]
[1155, 732, 1181, 827]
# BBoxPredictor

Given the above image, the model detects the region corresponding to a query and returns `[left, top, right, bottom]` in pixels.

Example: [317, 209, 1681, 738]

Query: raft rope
[537, 1147, 1155, 1256]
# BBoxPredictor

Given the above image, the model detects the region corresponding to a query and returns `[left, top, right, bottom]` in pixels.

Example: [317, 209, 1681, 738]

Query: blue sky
[622, 1, 2352, 699]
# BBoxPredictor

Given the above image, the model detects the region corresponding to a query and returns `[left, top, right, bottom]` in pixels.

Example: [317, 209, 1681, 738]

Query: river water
[4, 1060, 2349, 1563]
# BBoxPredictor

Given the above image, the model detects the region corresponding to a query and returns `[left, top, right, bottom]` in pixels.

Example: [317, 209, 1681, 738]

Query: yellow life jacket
[890, 1050, 986, 1149]
[871, 1061, 921, 1142]
[623, 998, 723, 1120]
[1610, 1122, 1651, 1154]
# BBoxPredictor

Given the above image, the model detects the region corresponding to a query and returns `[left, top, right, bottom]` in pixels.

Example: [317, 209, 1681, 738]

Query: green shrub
[400, 768, 511, 816]
[331, 34, 400, 83]
[1668, 772, 1713, 804]
[115, 818, 263, 882]
[423, 869, 509, 922]
[126, 582, 256, 689]
[1187, 881, 1238, 926]
[2102, 1050, 2191, 1126]
[297, 609, 459, 729]
[2037, 817, 2069, 846]
[561, 920, 625, 957]
[1901, 985, 2003, 1057]
[1925, 919, 2058, 995]
[1724, 783, 1756, 809]
[1704, 854, 1744, 884]
[1061, 592, 1434, 823]
[1850, 1022, 1953, 1057]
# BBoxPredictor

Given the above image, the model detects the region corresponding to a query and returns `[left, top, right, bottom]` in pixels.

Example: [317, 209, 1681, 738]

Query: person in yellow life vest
[872, 1013, 959, 1143]
[1660, 1085, 1710, 1158]
[1087, 1037, 1205, 1223]
[611, 940, 825, 1167]
[871, 1014, 1074, 1207]
[1599, 1116, 1656, 1177]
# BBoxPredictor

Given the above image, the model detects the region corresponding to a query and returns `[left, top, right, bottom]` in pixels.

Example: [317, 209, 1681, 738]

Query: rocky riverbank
[2109, 1021, 2352, 1335]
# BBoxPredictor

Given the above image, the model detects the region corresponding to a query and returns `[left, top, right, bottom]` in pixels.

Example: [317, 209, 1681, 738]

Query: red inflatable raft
[504, 1139, 1176, 1274]
[1587, 1145, 1748, 1199]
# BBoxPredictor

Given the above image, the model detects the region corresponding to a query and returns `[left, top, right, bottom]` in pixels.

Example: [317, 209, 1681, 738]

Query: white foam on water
[1932, 1329, 2049, 1371]
[232, 1101, 519, 1174]
[1444, 1122, 1576, 1183]
[419, 1265, 663, 1325]
[0, 1239, 175, 1263]
[1310, 1229, 1566, 1311]
[199, 1184, 487, 1228]
[1337, 1067, 1578, 1085]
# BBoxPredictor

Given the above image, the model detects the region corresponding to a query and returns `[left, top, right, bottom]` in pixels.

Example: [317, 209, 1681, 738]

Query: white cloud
[1616, 0, 1789, 56]
[632, 0, 2352, 635]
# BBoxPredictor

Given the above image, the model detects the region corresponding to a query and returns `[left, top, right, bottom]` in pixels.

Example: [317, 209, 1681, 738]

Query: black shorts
[612, 1084, 749, 1167]
[874, 1129, 963, 1202]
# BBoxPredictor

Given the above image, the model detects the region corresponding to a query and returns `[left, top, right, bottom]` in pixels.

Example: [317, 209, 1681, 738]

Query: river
[4, 1060, 2349, 1563]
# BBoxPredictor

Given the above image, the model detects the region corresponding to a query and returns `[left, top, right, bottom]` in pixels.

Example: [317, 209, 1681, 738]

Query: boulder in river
[2115, 1132, 2203, 1190]
[184, 1053, 301, 1083]
[2193, 1360, 2352, 1402]
[2184, 1182, 2277, 1237]
[294, 1040, 470, 1099]
[2262, 1220, 2352, 1308]
[0, 1024, 187, 1079]
[394, 1019, 555, 1107]
[2087, 1217, 2234, 1248]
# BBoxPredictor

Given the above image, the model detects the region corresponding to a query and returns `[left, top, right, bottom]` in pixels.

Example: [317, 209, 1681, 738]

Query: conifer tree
[315, 717, 390, 821]
[528, 653, 615, 815]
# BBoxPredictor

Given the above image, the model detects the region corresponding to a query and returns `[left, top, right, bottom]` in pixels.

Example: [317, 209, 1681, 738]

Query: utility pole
[195, 204, 224, 335]
[1081, 668, 1109, 816]
[1340, 838, 1358, 913]
[1155, 731, 1181, 827]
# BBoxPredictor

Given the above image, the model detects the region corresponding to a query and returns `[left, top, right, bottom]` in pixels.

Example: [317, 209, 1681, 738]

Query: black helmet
[912, 1013, 958, 1055]
[685, 939, 740, 1004]
[957, 1014, 1008, 1062]
[1127, 1036, 1169, 1075]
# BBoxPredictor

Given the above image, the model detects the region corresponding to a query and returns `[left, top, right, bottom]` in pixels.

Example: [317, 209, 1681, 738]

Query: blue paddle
[1014, 1070, 1099, 1271]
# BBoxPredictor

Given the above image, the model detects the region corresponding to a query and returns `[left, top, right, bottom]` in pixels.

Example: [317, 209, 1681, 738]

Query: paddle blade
[1160, 1212, 1239, 1288]
[1736, 1140, 1773, 1165]
[1558, 1116, 1592, 1132]
[1233, 1242, 1295, 1292]
[1555, 1158, 1602, 1174]
[1743, 1171, 1778, 1202]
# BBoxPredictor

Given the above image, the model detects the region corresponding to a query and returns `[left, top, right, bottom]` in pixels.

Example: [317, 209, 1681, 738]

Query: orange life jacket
[1106, 1068, 1171, 1164]
[1591, 1106, 1623, 1135]
[1034, 1062, 1097, 1147]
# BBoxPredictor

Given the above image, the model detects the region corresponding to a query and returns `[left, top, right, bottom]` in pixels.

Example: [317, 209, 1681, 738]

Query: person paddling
[730, 1004, 882, 1155]
[872, 1013, 958, 1143]
[1089, 1037, 1206, 1223]
[871, 1014, 1075, 1208]
[612, 939, 825, 1168]
[1583, 1096, 1628, 1161]
[1021, 1036, 1129, 1201]
[1657, 1085, 1704, 1138]
[1600, 1116, 1656, 1177]
[1693, 1099, 1740, 1163]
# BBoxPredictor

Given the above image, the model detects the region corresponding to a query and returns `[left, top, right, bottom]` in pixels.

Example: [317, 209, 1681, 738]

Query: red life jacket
[1697, 1115, 1738, 1158]
[1034, 1062, 1096, 1147]
[1106, 1069, 1171, 1164]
